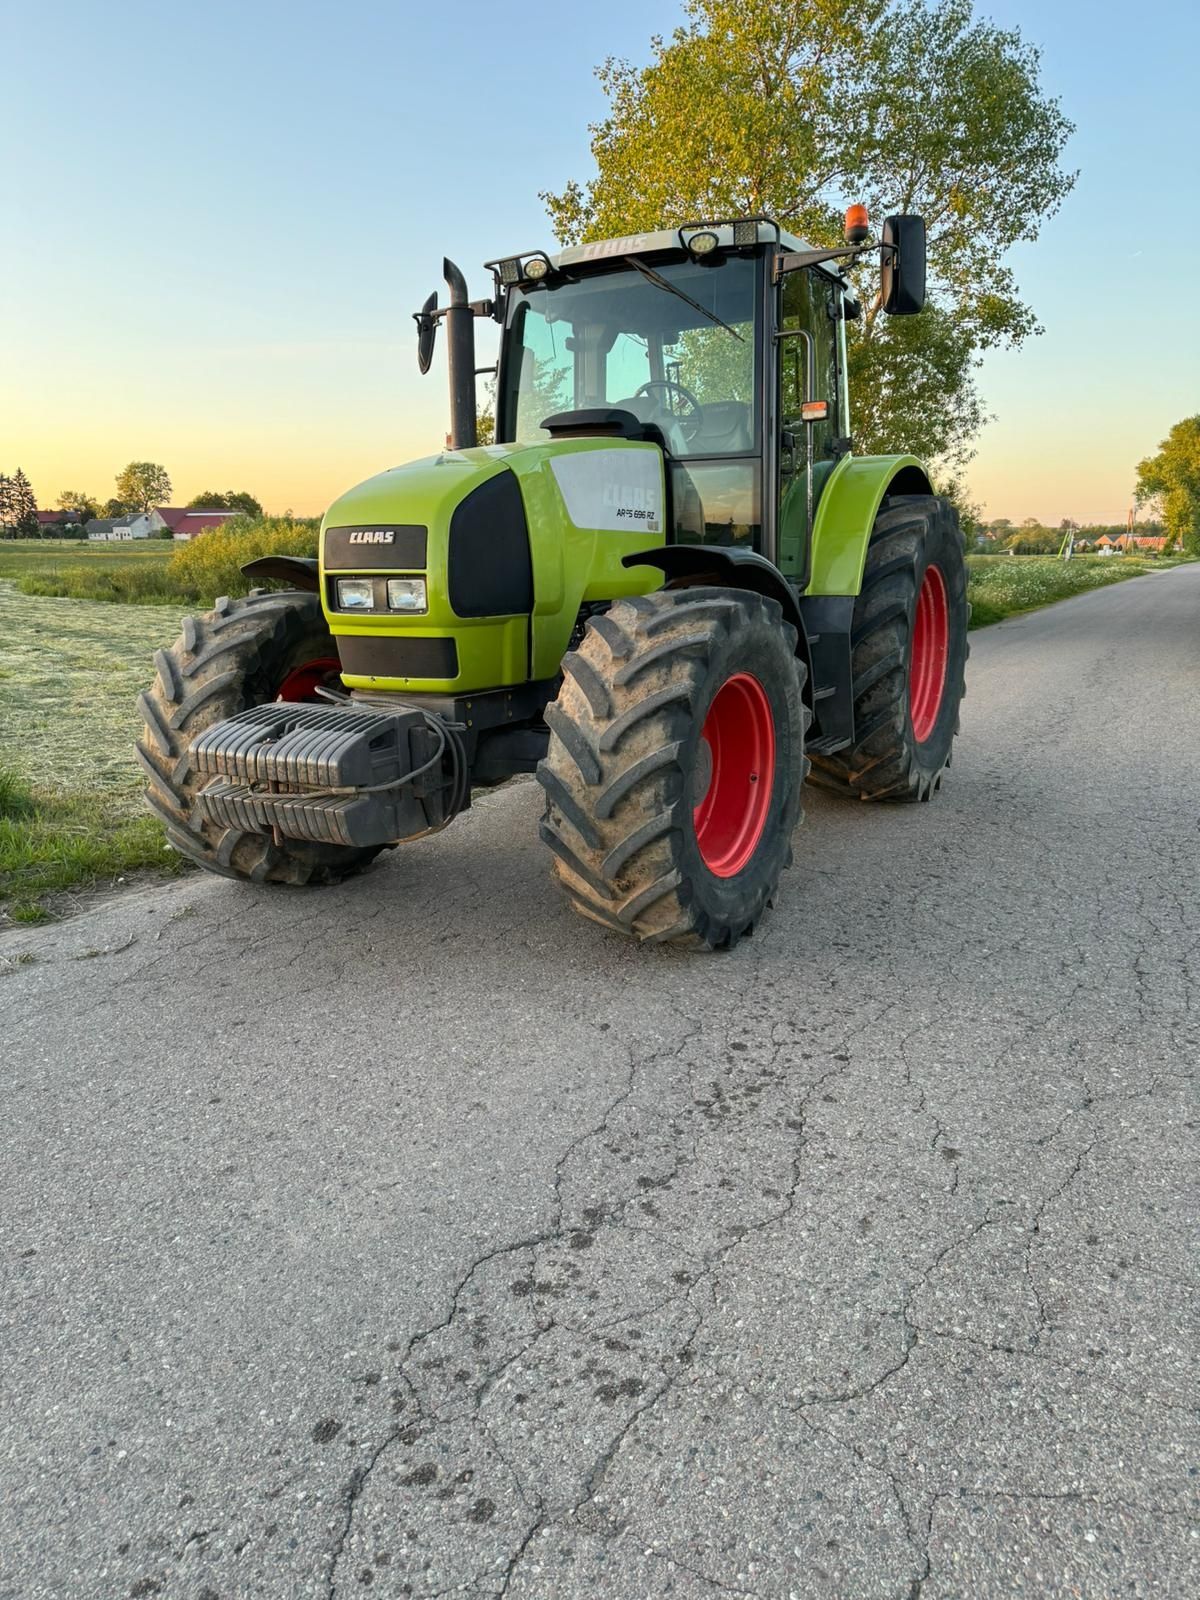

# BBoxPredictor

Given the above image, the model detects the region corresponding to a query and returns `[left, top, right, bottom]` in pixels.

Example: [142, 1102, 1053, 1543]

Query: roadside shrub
[167, 515, 319, 604]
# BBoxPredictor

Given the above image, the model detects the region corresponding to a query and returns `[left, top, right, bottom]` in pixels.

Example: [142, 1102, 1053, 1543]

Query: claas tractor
[138, 208, 967, 948]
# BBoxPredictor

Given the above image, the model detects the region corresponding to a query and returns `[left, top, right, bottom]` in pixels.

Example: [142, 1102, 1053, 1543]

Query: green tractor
[138, 208, 967, 948]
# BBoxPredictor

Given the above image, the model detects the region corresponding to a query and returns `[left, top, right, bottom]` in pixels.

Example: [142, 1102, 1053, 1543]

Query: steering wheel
[634, 379, 703, 442]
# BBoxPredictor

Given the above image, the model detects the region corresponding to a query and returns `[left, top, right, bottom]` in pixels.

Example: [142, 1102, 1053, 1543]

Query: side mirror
[881, 215, 926, 315]
[414, 291, 438, 374]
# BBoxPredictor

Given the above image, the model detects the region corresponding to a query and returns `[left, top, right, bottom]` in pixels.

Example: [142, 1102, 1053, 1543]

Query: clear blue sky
[4, 0, 1197, 523]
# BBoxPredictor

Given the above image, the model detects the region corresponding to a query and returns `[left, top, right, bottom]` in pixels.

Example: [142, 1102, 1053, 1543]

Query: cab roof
[548, 220, 843, 280]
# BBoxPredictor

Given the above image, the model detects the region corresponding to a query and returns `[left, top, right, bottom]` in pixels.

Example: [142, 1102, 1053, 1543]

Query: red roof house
[156, 507, 240, 540]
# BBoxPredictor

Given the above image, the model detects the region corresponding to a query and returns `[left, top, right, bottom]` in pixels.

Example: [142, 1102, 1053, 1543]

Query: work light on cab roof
[138, 204, 968, 952]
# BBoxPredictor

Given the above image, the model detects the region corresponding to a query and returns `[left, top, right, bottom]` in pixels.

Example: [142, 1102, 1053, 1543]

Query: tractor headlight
[524, 255, 549, 281]
[336, 578, 374, 611]
[386, 577, 427, 613]
[688, 230, 720, 257]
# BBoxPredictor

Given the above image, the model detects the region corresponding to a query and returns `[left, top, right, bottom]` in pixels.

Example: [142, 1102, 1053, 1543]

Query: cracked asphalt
[2, 564, 1198, 1600]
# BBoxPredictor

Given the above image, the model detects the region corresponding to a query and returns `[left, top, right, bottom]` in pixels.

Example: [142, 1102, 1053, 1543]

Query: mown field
[0, 577, 189, 922]
[0, 539, 1189, 924]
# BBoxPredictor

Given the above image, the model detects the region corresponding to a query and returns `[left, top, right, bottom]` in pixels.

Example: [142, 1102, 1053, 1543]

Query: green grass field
[0, 535, 183, 605]
[0, 540, 1188, 923]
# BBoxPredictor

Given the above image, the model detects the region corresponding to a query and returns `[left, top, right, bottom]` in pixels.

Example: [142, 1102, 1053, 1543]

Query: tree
[186, 489, 264, 517]
[114, 461, 172, 511]
[1136, 416, 1200, 555]
[57, 489, 100, 522]
[543, 0, 1075, 467]
[102, 497, 133, 518]
[0, 474, 13, 535]
[11, 469, 40, 537]
[1002, 516, 1056, 554]
[936, 472, 983, 542]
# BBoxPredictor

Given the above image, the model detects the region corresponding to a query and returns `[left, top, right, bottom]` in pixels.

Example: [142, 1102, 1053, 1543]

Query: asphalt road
[3, 566, 1198, 1600]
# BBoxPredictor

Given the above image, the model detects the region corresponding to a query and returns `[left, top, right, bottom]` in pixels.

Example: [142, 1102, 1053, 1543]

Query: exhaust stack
[443, 258, 477, 449]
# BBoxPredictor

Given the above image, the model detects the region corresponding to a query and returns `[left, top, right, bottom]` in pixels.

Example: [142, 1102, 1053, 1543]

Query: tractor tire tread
[809, 494, 969, 803]
[537, 587, 807, 949]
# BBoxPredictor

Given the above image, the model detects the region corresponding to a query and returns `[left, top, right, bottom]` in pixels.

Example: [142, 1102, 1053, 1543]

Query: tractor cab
[423, 213, 927, 592]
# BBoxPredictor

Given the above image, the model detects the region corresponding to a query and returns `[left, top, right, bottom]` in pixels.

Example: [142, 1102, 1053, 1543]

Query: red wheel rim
[910, 564, 949, 744]
[693, 672, 776, 878]
[276, 657, 342, 702]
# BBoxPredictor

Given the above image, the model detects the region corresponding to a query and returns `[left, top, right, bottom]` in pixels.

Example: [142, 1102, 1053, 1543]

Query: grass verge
[0, 766, 185, 923]
[965, 553, 1190, 626]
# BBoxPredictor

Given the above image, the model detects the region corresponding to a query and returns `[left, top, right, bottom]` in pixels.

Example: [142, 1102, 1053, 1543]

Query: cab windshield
[499, 256, 759, 461]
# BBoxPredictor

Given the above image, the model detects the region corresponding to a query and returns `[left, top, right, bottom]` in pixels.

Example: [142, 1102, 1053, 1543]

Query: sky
[4, 0, 1197, 525]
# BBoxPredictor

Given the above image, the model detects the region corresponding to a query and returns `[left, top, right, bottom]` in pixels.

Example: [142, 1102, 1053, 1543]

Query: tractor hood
[321, 439, 665, 538]
[319, 438, 667, 695]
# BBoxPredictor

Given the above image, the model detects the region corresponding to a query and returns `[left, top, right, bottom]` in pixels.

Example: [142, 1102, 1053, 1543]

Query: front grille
[335, 634, 459, 680]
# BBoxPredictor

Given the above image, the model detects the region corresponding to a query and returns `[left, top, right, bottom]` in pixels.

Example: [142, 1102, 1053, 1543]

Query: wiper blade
[622, 255, 744, 342]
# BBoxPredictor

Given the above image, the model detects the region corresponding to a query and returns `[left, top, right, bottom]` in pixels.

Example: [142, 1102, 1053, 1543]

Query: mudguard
[807, 454, 932, 596]
[240, 555, 320, 592]
[624, 544, 804, 634]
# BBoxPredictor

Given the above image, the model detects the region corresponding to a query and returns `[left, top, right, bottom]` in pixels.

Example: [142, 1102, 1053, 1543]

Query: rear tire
[136, 590, 383, 884]
[537, 588, 808, 949]
[809, 494, 968, 802]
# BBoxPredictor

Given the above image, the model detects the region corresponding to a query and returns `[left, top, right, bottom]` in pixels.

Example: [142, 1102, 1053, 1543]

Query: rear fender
[807, 455, 932, 596]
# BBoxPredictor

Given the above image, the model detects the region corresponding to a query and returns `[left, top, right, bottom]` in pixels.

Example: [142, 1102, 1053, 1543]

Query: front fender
[241, 555, 320, 592]
[623, 545, 810, 685]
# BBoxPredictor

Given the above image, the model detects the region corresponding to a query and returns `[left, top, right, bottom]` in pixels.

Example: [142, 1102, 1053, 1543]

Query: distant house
[37, 509, 84, 531]
[155, 507, 240, 541]
[82, 505, 242, 542]
[1094, 532, 1173, 556]
[86, 512, 159, 541]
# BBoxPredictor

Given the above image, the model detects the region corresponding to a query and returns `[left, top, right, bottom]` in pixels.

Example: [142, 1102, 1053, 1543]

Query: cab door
[775, 267, 842, 585]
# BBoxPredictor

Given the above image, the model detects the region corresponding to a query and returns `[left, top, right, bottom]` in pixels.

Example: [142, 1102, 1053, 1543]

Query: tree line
[0, 461, 263, 537]
[975, 518, 1169, 556]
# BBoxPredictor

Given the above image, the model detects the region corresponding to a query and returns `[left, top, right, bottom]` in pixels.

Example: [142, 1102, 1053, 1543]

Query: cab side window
[778, 269, 839, 460]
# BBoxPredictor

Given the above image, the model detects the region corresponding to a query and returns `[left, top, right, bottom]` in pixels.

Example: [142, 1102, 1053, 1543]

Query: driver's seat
[613, 394, 690, 458]
[688, 401, 753, 454]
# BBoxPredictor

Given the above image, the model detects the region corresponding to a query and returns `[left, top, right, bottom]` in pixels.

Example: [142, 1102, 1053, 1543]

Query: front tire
[136, 590, 383, 884]
[537, 588, 808, 949]
[809, 494, 968, 801]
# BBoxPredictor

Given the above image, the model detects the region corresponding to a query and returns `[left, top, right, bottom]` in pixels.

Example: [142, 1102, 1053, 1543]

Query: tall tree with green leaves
[543, 0, 1075, 467]
[1136, 416, 1200, 555]
[0, 474, 13, 535]
[114, 460, 172, 511]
